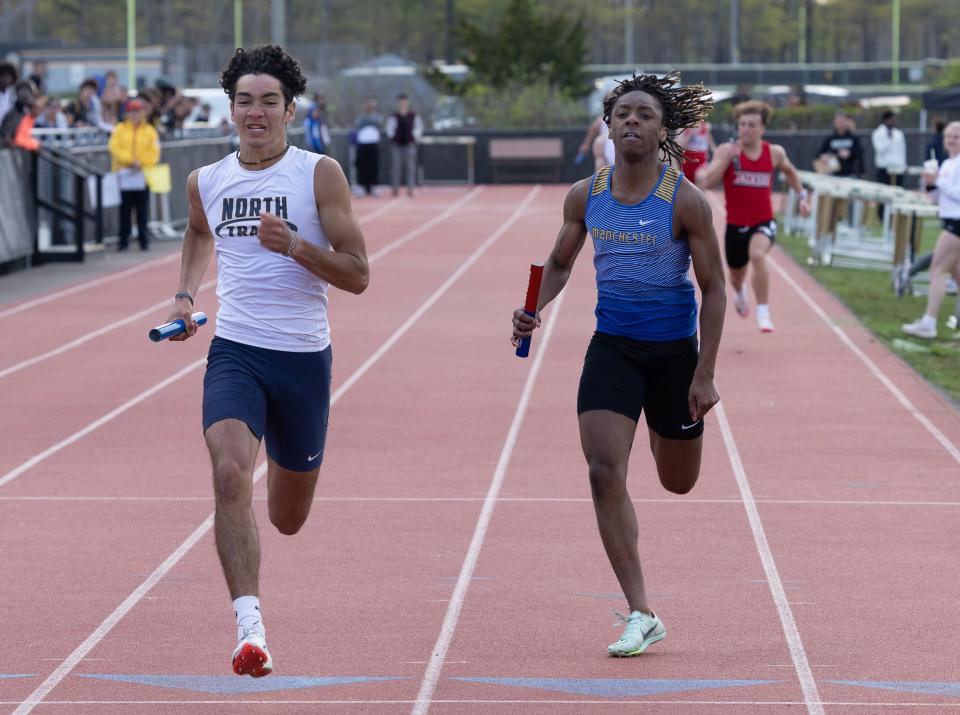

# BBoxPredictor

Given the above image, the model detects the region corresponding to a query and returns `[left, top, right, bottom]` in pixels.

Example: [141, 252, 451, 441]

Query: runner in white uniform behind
[162, 44, 369, 678]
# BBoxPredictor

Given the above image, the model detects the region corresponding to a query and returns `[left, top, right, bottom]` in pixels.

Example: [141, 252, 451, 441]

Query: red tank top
[722, 141, 774, 226]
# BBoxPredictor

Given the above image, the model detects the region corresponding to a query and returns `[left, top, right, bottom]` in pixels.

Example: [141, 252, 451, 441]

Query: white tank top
[198, 145, 332, 352]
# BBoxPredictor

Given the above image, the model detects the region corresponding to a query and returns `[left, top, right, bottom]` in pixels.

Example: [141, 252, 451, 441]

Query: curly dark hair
[602, 69, 714, 165]
[219, 45, 307, 106]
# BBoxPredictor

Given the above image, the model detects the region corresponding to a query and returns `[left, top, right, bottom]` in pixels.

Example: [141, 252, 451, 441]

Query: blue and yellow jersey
[585, 164, 697, 341]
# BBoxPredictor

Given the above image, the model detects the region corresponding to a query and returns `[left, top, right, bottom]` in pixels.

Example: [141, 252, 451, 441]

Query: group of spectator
[0, 58, 228, 153]
[338, 93, 423, 197]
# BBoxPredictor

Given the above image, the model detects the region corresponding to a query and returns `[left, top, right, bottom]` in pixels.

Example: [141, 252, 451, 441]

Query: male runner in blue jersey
[512, 71, 726, 656]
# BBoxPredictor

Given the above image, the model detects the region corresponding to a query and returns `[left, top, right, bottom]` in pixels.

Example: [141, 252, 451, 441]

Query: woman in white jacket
[903, 121, 960, 339]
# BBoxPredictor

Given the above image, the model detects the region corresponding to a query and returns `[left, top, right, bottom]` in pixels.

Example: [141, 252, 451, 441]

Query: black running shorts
[577, 331, 703, 440]
[724, 219, 777, 269]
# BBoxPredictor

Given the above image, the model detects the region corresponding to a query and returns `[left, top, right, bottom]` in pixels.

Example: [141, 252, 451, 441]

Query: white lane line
[411, 287, 564, 715]
[0, 254, 180, 320]
[0, 280, 216, 380]
[770, 255, 960, 466]
[715, 401, 824, 715]
[11, 186, 541, 715]
[0, 195, 413, 379]
[0, 200, 403, 321]
[367, 187, 484, 262]
[5, 495, 960, 507]
[0, 359, 206, 489]
[1, 189, 481, 486]
[333, 185, 529, 403]
[3, 700, 950, 708]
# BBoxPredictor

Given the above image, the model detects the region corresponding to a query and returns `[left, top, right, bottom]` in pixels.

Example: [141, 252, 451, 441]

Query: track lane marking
[715, 401, 823, 715]
[10, 187, 539, 714]
[769, 255, 960, 466]
[0, 192, 468, 379]
[412, 275, 563, 715]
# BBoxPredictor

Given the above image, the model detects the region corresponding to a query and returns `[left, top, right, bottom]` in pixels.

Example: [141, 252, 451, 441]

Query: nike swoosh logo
[638, 218, 655, 226]
[308, 451, 322, 461]
[681, 421, 701, 430]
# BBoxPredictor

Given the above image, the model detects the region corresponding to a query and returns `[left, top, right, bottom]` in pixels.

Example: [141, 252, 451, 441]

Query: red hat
[125, 98, 144, 111]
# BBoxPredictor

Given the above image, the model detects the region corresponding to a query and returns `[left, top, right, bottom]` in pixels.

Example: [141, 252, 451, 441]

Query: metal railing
[33, 145, 104, 263]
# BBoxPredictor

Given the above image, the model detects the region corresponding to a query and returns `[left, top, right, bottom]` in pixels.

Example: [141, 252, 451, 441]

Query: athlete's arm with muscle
[166, 169, 216, 341]
[675, 181, 725, 421]
[771, 144, 811, 218]
[511, 178, 590, 345]
[694, 142, 733, 190]
[258, 158, 369, 294]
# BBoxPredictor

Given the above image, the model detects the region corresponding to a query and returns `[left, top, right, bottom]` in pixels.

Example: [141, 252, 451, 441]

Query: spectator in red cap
[108, 97, 161, 250]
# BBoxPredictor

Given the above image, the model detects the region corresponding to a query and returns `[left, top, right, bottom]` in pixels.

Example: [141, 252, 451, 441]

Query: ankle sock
[233, 595, 264, 639]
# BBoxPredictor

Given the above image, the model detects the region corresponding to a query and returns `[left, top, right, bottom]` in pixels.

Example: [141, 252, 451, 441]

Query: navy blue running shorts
[577, 331, 703, 440]
[202, 336, 332, 472]
[724, 219, 777, 269]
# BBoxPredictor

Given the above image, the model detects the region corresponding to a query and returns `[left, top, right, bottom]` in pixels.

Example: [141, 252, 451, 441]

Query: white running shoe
[734, 287, 749, 318]
[232, 628, 274, 677]
[757, 315, 775, 333]
[945, 315, 958, 331]
[902, 319, 936, 339]
[607, 610, 665, 657]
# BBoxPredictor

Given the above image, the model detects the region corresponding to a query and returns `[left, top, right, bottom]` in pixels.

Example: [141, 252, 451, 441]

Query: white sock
[233, 595, 264, 639]
[756, 304, 770, 320]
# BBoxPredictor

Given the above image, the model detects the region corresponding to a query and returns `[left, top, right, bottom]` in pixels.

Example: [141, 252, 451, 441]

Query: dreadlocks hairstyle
[219, 45, 308, 106]
[602, 69, 714, 165]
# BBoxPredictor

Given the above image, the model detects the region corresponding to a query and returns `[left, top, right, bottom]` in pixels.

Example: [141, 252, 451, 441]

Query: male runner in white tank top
[162, 45, 369, 678]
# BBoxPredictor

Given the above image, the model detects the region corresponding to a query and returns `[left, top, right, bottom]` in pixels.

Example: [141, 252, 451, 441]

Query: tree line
[11, 0, 960, 67]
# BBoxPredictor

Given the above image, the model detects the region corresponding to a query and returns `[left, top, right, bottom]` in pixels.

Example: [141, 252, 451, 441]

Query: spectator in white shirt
[872, 111, 907, 186]
[871, 110, 907, 220]
[902, 122, 960, 339]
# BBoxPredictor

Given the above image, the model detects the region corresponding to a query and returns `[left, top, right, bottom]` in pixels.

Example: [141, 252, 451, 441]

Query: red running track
[1, 185, 959, 714]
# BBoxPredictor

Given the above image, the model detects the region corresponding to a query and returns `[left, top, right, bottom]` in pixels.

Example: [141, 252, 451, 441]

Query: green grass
[777, 221, 960, 405]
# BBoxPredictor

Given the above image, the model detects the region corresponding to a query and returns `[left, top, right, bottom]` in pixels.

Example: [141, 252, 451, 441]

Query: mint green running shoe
[607, 610, 665, 657]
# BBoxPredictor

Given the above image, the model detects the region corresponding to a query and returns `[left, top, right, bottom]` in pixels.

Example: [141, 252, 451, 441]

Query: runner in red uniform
[696, 100, 809, 332]
[678, 121, 715, 183]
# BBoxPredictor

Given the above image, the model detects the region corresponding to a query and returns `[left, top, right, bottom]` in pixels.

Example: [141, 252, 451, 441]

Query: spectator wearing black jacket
[817, 112, 864, 177]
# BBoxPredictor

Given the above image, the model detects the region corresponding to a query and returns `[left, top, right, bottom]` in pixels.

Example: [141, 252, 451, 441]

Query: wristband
[174, 291, 194, 305]
[286, 234, 298, 258]
[798, 189, 809, 200]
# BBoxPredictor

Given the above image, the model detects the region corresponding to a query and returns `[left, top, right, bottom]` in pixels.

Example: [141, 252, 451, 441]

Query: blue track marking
[831, 680, 960, 697]
[77, 674, 406, 694]
[450, 677, 780, 697]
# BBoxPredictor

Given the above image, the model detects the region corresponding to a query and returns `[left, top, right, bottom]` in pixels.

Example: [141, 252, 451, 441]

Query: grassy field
[776, 221, 960, 405]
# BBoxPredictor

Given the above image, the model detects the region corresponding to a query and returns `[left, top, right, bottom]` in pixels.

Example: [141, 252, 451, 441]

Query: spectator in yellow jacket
[108, 98, 160, 250]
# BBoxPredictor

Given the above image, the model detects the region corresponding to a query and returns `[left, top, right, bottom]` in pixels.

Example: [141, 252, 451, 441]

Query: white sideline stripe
[0, 188, 468, 485]
[4, 495, 960, 507]
[0, 359, 206, 489]
[0, 195, 413, 379]
[0, 280, 216, 380]
[412, 286, 564, 715]
[2, 700, 952, 708]
[333, 186, 532, 404]
[355, 196, 405, 224]
[0, 198, 400, 322]
[11, 186, 540, 715]
[0, 253, 180, 320]
[715, 401, 823, 715]
[770, 256, 960, 465]
[367, 187, 484, 262]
